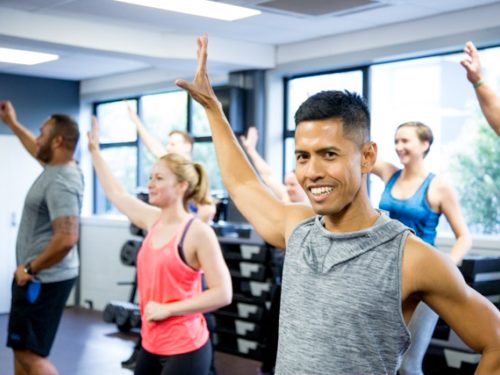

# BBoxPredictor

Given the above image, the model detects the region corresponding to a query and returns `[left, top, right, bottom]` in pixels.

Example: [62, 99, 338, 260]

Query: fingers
[460, 59, 471, 70]
[248, 126, 258, 138]
[196, 33, 208, 74]
[124, 100, 133, 112]
[88, 116, 100, 150]
[175, 78, 190, 91]
[0, 100, 9, 114]
[91, 115, 99, 132]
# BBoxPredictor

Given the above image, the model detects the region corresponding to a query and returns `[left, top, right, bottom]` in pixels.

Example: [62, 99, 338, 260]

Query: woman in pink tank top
[88, 118, 232, 375]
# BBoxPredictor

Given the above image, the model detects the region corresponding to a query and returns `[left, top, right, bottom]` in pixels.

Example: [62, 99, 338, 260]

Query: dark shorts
[7, 277, 76, 357]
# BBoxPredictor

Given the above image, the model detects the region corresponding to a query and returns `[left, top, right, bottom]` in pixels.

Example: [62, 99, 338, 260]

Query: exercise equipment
[120, 240, 142, 267]
[102, 301, 141, 332]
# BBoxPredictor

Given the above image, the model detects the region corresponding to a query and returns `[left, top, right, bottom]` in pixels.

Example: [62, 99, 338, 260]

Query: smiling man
[176, 34, 500, 374]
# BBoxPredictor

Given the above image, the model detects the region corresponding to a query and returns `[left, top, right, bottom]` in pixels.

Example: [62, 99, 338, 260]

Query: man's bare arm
[127, 103, 166, 158]
[460, 41, 500, 136]
[0, 101, 39, 159]
[26, 216, 79, 273]
[176, 34, 313, 248]
[241, 127, 289, 202]
[406, 239, 500, 374]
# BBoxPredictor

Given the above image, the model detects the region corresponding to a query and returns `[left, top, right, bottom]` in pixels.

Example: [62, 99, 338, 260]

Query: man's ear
[361, 141, 377, 174]
[52, 134, 64, 149]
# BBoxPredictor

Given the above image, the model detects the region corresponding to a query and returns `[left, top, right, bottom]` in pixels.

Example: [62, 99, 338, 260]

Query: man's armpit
[52, 216, 79, 235]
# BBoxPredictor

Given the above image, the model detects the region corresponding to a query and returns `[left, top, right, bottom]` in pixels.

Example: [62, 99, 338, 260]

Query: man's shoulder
[401, 234, 447, 282]
[402, 233, 436, 255]
[286, 205, 316, 233]
[48, 163, 83, 187]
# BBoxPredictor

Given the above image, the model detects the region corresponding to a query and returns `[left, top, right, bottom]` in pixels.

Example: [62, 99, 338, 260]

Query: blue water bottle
[26, 280, 41, 304]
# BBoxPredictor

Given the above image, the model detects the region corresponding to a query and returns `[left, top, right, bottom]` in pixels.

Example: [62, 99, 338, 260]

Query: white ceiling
[0, 0, 499, 81]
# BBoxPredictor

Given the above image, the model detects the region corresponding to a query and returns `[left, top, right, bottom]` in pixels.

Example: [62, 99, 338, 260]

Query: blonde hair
[397, 121, 434, 158]
[159, 153, 212, 209]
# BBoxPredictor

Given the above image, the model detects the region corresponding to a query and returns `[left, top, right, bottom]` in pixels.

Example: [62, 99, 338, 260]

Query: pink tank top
[137, 216, 209, 355]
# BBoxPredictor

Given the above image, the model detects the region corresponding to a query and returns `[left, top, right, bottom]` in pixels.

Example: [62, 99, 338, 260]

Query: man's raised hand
[176, 33, 218, 109]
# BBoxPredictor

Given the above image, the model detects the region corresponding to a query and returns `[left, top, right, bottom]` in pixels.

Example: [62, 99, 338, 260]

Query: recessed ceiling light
[0, 47, 59, 65]
[114, 0, 261, 21]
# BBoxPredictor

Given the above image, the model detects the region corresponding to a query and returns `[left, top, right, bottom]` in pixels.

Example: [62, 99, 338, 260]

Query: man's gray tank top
[275, 212, 411, 375]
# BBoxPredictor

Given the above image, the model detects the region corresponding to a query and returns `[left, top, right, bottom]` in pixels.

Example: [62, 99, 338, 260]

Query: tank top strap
[178, 216, 196, 250]
[386, 169, 402, 188]
[177, 216, 196, 267]
[413, 172, 435, 200]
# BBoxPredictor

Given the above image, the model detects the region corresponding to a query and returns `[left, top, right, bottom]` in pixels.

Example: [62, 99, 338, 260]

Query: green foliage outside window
[451, 120, 500, 234]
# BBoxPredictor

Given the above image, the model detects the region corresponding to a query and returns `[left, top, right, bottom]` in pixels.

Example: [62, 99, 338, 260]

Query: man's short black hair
[294, 90, 370, 145]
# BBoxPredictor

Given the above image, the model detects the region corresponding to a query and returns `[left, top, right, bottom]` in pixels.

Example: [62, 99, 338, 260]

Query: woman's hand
[144, 300, 171, 322]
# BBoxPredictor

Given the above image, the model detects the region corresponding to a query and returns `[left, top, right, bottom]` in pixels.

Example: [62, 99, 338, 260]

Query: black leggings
[134, 339, 212, 375]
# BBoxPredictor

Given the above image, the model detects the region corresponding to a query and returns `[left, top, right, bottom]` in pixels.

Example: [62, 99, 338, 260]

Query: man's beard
[36, 142, 53, 163]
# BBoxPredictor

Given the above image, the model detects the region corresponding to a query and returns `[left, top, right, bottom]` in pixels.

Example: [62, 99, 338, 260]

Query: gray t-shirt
[16, 163, 84, 283]
[276, 212, 412, 375]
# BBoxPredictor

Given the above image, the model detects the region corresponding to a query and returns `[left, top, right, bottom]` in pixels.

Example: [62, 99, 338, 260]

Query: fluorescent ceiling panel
[114, 0, 261, 21]
[0, 47, 59, 65]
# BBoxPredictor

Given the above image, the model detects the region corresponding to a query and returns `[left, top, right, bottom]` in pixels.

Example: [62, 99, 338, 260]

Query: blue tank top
[379, 170, 441, 245]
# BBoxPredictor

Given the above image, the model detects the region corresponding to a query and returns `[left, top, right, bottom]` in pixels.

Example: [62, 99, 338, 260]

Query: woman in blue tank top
[371, 121, 471, 375]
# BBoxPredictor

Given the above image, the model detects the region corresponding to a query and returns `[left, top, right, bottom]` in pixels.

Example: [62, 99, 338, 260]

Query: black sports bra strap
[178, 217, 196, 267]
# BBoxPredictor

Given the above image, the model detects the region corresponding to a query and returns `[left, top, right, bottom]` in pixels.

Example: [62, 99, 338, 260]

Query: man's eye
[296, 154, 307, 161]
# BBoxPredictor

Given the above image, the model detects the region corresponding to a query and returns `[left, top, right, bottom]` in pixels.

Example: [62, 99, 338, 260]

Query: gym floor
[0, 307, 261, 375]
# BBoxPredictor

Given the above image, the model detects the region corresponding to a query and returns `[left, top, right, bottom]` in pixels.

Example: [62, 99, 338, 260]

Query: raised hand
[125, 101, 140, 123]
[460, 41, 482, 84]
[0, 100, 17, 127]
[87, 116, 100, 153]
[176, 33, 219, 109]
[240, 126, 258, 151]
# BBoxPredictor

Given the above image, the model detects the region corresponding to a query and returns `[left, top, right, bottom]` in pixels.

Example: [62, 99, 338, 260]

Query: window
[284, 46, 500, 236]
[93, 99, 138, 215]
[191, 98, 224, 193]
[139, 91, 188, 185]
[93, 90, 225, 215]
[370, 47, 500, 235]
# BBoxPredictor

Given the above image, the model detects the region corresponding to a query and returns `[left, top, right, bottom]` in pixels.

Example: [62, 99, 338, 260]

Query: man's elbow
[59, 234, 79, 252]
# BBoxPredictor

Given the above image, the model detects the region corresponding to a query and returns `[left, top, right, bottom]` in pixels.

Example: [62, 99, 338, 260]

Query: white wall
[0, 135, 42, 313]
[79, 217, 140, 311]
[436, 236, 500, 258]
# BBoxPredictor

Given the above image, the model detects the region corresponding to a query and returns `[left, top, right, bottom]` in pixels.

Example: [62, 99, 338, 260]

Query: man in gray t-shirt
[0, 100, 83, 375]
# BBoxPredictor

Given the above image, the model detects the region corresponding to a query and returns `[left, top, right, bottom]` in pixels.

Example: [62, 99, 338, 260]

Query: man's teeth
[310, 187, 333, 195]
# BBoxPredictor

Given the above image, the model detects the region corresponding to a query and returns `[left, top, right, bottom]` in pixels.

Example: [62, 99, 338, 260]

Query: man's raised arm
[176, 34, 311, 248]
[126, 102, 166, 158]
[460, 41, 500, 136]
[0, 101, 39, 159]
